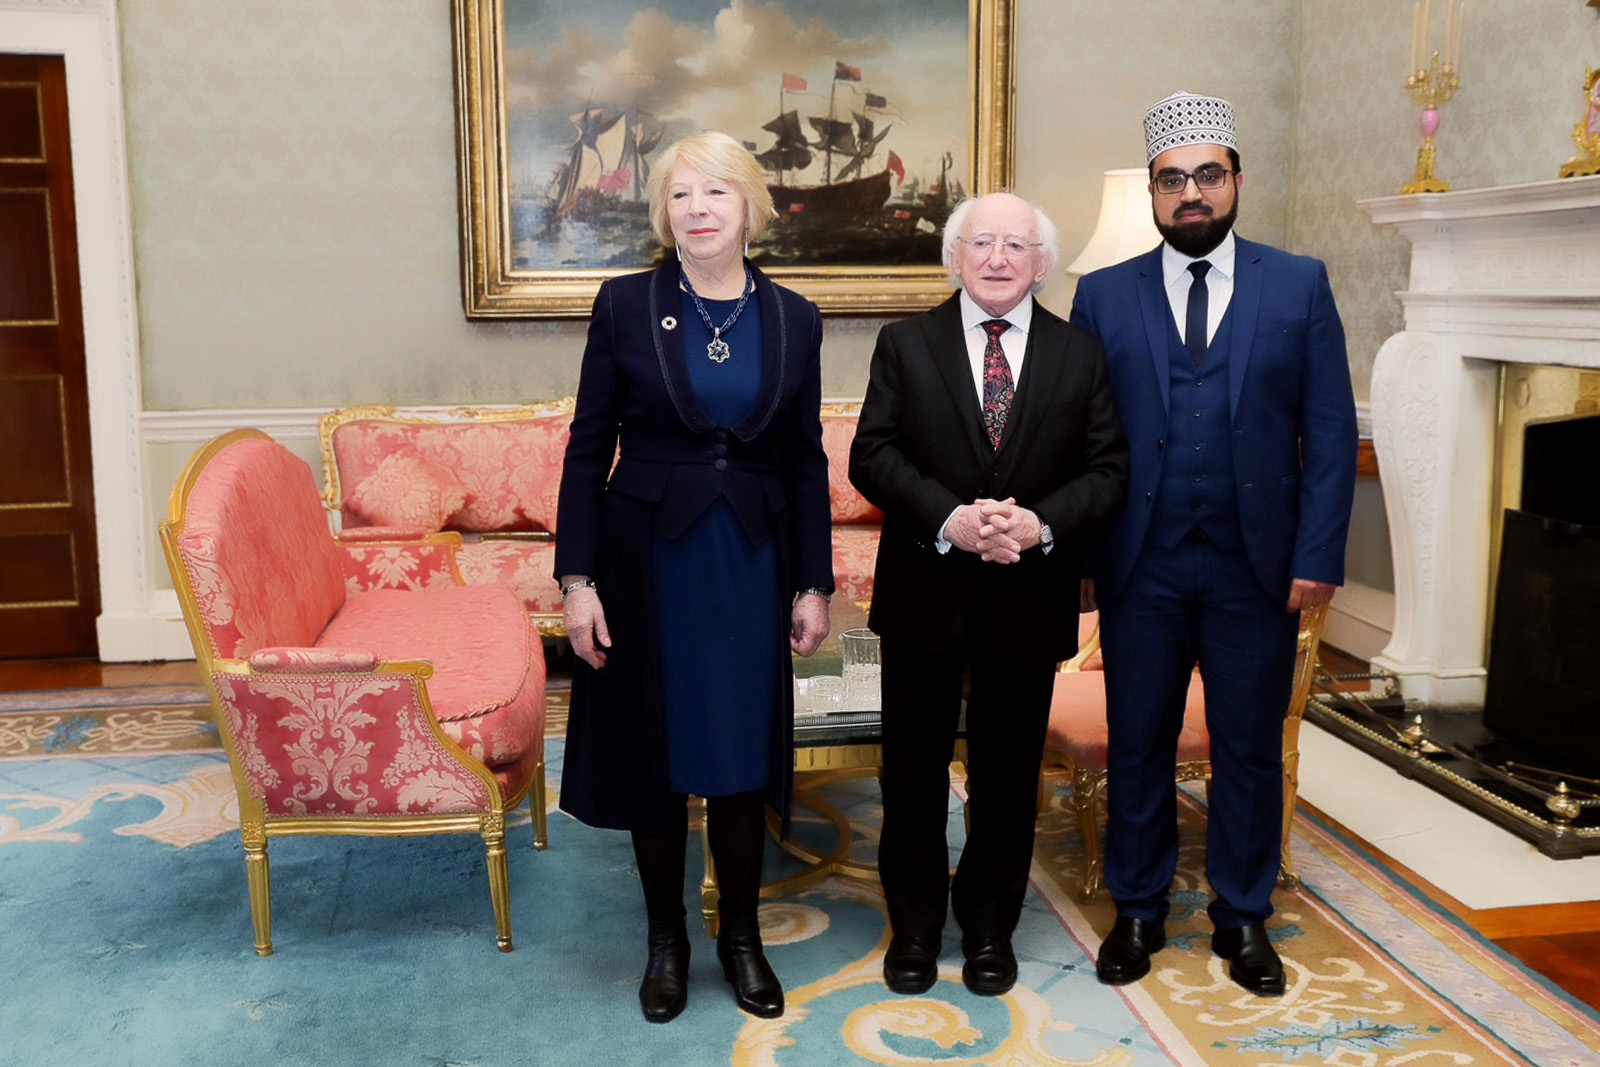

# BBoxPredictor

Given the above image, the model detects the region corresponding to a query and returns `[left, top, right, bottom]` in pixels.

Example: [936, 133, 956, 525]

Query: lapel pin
[661, 315, 678, 331]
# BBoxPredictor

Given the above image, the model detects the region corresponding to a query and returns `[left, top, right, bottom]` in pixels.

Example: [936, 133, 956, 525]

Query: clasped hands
[946, 497, 1041, 564]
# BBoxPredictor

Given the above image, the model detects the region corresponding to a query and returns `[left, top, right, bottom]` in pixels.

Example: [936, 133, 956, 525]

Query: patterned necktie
[1185, 260, 1212, 364]
[981, 318, 1013, 450]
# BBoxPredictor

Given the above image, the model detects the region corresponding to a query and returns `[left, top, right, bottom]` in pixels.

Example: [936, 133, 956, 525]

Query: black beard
[1155, 199, 1238, 259]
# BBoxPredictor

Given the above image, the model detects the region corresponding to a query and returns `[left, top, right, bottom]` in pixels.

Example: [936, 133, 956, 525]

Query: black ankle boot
[639, 921, 690, 1023]
[717, 917, 783, 1018]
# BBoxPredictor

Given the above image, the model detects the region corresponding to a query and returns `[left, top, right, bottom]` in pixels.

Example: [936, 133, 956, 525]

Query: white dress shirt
[1161, 229, 1236, 347]
[934, 291, 1043, 554]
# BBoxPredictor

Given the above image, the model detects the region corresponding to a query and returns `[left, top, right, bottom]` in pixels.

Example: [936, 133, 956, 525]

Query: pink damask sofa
[160, 429, 547, 956]
[319, 401, 881, 632]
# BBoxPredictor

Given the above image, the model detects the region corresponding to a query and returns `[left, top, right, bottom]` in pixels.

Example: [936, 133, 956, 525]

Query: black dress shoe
[1096, 916, 1166, 985]
[960, 936, 1017, 996]
[717, 919, 784, 1018]
[1212, 923, 1286, 996]
[639, 924, 690, 1023]
[884, 934, 941, 994]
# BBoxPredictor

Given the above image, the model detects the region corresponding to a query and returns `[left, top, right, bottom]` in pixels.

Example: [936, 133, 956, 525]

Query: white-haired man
[850, 191, 1128, 997]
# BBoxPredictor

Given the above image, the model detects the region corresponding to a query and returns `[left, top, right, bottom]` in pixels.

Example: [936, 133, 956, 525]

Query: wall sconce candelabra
[1402, 0, 1466, 194]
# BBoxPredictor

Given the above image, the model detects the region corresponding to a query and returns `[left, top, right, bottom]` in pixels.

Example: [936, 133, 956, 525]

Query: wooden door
[0, 53, 100, 658]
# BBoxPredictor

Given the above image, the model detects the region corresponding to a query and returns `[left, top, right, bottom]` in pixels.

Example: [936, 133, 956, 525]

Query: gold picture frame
[452, 0, 1016, 319]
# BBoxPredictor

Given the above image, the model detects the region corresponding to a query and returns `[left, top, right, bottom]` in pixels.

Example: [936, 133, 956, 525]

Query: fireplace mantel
[1361, 175, 1600, 706]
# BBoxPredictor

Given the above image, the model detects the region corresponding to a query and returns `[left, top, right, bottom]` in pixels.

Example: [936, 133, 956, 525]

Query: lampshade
[1065, 168, 1161, 276]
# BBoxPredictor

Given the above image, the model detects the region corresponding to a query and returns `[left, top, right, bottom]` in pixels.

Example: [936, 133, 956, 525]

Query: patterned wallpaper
[119, 0, 1300, 409]
[1292, 0, 1600, 402]
[120, 0, 584, 409]
[118, 1, 1600, 411]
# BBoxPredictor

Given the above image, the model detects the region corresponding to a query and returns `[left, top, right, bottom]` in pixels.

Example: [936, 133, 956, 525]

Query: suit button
[1145, 492, 1153, 503]
[714, 459, 728, 471]
[713, 443, 728, 456]
[714, 430, 728, 443]
[1196, 378, 1206, 386]
[1193, 409, 1203, 417]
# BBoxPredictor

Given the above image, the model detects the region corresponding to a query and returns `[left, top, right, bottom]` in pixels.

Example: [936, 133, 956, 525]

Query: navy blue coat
[1070, 238, 1358, 607]
[552, 260, 834, 833]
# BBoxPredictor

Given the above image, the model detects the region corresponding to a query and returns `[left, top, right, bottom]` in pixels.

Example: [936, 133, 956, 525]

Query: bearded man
[1070, 91, 1357, 996]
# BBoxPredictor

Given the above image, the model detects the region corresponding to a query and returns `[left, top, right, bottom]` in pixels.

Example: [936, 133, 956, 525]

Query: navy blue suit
[1070, 236, 1356, 929]
[553, 261, 834, 834]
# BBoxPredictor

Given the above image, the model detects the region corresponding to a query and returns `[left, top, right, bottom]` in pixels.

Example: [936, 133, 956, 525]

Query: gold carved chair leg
[242, 821, 273, 957]
[531, 760, 549, 851]
[1277, 602, 1329, 890]
[1071, 764, 1106, 901]
[482, 816, 514, 952]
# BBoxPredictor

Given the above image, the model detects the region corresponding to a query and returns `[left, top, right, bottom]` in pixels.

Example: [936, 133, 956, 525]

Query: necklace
[681, 265, 754, 364]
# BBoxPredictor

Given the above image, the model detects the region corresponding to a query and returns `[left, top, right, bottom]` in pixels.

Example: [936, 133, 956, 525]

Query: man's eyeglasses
[1151, 166, 1236, 195]
[958, 235, 1042, 258]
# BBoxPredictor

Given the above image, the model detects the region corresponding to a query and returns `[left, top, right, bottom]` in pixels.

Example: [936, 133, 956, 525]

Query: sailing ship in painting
[521, 60, 957, 269]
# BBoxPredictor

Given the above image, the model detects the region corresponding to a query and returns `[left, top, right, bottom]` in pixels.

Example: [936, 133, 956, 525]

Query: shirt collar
[958, 289, 1034, 334]
[1162, 229, 1236, 287]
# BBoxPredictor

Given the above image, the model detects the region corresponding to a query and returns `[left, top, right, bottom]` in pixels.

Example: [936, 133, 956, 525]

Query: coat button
[714, 459, 728, 471]
[713, 443, 728, 457]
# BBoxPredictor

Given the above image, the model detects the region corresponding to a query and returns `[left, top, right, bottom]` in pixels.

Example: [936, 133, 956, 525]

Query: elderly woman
[554, 130, 834, 1023]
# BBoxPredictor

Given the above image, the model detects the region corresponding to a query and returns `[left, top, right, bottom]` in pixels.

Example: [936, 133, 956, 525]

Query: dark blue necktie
[1186, 260, 1212, 364]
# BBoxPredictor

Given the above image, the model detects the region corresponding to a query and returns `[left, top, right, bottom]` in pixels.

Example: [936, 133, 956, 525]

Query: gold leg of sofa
[483, 817, 513, 952]
[242, 823, 273, 957]
[531, 758, 549, 851]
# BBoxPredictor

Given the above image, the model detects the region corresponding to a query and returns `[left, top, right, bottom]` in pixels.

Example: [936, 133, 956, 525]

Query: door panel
[0, 53, 100, 658]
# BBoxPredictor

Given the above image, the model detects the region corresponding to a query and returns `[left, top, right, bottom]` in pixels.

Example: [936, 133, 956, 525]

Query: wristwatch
[1039, 523, 1054, 551]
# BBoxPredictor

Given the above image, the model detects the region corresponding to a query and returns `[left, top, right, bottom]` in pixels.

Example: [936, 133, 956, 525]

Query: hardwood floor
[2, 651, 1597, 1012]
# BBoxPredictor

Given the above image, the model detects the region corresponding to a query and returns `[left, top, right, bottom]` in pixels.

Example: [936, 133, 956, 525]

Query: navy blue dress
[651, 292, 780, 796]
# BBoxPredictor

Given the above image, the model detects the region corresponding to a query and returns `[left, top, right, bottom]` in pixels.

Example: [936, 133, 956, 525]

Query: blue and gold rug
[1, 687, 1597, 1066]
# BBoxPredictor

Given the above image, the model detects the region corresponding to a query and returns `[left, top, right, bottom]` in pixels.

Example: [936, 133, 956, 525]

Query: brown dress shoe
[1096, 916, 1166, 985]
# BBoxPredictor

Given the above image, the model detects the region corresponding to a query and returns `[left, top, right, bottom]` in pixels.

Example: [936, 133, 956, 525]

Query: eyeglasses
[1151, 166, 1236, 195]
[958, 235, 1042, 258]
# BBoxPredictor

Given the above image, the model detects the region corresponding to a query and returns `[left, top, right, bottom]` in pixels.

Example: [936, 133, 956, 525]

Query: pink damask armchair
[160, 429, 547, 955]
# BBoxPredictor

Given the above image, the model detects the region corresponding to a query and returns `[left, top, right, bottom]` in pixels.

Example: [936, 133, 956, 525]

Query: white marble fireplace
[1361, 175, 1600, 707]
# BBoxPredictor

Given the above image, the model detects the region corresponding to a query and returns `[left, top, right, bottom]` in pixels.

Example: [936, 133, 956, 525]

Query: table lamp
[1066, 168, 1161, 276]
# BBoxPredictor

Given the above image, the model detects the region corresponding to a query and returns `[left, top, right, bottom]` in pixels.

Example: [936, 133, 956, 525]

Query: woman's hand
[563, 586, 611, 669]
[789, 593, 830, 657]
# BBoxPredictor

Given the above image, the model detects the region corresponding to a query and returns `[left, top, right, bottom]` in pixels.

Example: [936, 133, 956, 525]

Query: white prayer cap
[1143, 91, 1237, 163]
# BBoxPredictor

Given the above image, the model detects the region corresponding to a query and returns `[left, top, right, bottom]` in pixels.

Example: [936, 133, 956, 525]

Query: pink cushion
[455, 540, 562, 615]
[1046, 669, 1208, 772]
[345, 453, 468, 530]
[175, 437, 348, 659]
[821, 415, 883, 524]
[317, 584, 546, 767]
[331, 415, 571, 533]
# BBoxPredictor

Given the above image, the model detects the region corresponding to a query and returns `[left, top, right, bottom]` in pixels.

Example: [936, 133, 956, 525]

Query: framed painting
[453, 0, 1016, 318]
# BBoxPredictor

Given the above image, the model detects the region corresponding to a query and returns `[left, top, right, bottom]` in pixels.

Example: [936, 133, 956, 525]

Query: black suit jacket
[848, 293, 1129, 664]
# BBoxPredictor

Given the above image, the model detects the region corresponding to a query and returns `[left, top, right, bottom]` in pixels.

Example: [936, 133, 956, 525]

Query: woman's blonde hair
[646, 130, 778, 248]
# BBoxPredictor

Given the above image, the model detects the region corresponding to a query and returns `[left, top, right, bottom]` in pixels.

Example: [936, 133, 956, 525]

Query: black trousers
[877, 633, 1057, 942]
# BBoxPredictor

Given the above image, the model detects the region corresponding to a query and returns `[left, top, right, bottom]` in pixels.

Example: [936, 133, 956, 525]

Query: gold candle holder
[1402, 51, 1459, 194]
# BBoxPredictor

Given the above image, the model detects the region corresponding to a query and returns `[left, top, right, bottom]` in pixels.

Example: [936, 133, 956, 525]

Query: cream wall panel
[1292, 0, 1600, 403]
[1017, 0, 1297, 315]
